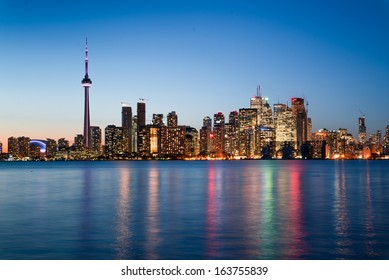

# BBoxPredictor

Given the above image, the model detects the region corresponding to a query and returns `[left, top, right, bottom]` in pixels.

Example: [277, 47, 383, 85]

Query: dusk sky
[1, 0, 388, 151]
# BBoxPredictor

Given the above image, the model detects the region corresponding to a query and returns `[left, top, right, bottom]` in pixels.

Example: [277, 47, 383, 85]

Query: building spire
[85, 37, 89, 78]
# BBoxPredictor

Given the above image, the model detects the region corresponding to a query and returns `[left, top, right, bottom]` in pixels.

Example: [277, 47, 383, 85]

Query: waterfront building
[161, 112, 186, 158]
[137, 101, 146, 153]
[46, 138, 57, 158]
[73, 134, 85, 151]
[131, 116, 138, 153]
[337, 128, 356, 158]
[58, 138, 69, 151]
[255, 125, 275, 158]
[238, 108, 257, 158]
[18, 136, 31, 158]
[122, 104, 132, 153]
[167, 111, 178, 127]
[152, 114, 164, 126]
[185, 126, 198, 158]
[224, 111, 239, 157]
[0, 142, 2, 154]
[358, 116, 367, 145]
[137, 101, 146, 128]
[383, 125, 389, 155]
[105, 125, 126, 159]
[250, 88, 274, 128]
[8, 137, 18, 157]
[81, 39, 92, 149]
[91, 126, 102, 153]
[275, 107, 296, 152]
[30, 144, 41, 159]
[292, 97, 308, 151]
[199, 116, 212, 156]
[212, 112, 225, 157]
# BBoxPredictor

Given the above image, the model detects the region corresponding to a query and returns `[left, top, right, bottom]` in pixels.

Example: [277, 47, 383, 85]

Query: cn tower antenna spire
[85, 37, 89, 77]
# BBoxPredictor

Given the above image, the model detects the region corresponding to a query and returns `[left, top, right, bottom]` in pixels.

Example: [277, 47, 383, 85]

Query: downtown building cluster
[1, 41, 389, 161]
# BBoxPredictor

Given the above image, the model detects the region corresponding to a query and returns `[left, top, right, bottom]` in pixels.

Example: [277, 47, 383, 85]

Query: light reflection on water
[0, 160, 389, 259]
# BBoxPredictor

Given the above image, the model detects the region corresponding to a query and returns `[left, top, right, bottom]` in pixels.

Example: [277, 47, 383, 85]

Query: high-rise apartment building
[105, 125, 125, 158]
[137, 101, 146, 128]
[185, 126, 198, 157]
[152, 114, 164, 126]
[122, 104, 132, 153]
[199, 116, 212, 156]
[383, 125, 389, 155]
[8, 137, 18, 157]
[58, 138, 69, 151]
[136, 101, 146, 153]
[213, 112, 225, 157]
[225, 111, 239, 157]
[167, 111, 178, 127]
[91, 126, 102, 153]
[18, 137, 31, 158]
[46, 138, 57, 158]
[74, 134, 85, 151]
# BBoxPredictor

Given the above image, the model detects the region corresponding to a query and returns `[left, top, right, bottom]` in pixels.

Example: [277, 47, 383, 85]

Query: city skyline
[1, 1, 389, 151]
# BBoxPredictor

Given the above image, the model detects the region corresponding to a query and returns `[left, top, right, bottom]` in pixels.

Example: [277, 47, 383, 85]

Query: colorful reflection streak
[334, 161, 352, 258]
[115, 167, 132, 259]
[145, 164, 160, 259]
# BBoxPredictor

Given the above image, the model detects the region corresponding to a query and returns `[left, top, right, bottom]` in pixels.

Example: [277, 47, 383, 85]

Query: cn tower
[81, 38, 92, 148]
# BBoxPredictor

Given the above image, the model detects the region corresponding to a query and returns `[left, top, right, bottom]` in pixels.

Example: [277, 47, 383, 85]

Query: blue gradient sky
[1, 0, 389, 150]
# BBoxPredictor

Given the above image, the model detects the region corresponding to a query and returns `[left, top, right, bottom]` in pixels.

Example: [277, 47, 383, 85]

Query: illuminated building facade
[275, 108, 296, 151]
[292, 97, 308, 151]
[136, 101, 146, 153]
[185, 126, 198, 157]
[74, 134, 85, 151]
[46, 138, 57, 158]
[238, 108, 257, 157]
[122, 105, 132, 153]
[58, 138, 69, 151]
[224, 111, 239, 157]
[8, 137, 18, 157]
[105, 125, 125, 158]
[199, 116, 212, 156]
[383, 125, 389, 155]
[358, 116, 367, 145]
[167, 111, 178, 127]
[91, 126, 102, 153]
[161, 112, 186, 158]
[212, 112, 225, 157]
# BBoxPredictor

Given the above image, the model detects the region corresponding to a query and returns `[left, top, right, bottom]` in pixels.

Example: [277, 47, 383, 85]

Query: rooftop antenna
[257, 85, 261, 97]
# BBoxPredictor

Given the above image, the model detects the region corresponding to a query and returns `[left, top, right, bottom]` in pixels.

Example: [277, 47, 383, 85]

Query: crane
[139, 98, 149, 102]
[359, 109, 365, 118]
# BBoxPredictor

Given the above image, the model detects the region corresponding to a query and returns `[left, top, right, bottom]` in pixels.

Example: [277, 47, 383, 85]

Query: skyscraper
[358, 116, 367, 145]
[213, 112, 225, 157]
[137, 101, 146, 128]
[122, 104, 132, 153]
[291, 97, 308, 150]
[81, 38, 92, 149]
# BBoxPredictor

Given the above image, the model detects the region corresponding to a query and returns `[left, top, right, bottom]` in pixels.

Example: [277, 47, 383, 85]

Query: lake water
[0, 160, 388, 260]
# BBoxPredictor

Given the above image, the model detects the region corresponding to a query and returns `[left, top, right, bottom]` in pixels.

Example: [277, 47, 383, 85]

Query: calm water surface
[0, 160, 388, 259]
